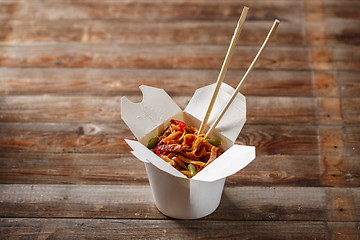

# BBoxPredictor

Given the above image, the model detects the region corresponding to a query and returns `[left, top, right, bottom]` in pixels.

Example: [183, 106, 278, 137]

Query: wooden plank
[0, 152, 148, 185]
[0, 153, 326, 187]
[326, 188, 359, 222]
[344, 126, 360, 156]
[310, 47, 334, 70]
[0, 184, 159, 219]
[304, 0, 360, 46]
[0, 122, 132, 153]
[319, 126, 345, 157]
[238, 124, 319, 155]
[303, 0, 360, 22]
[310, 47, 360, 71]
[324, 19, 360, 46]
[227, 155, 322, 187]
[0, 95, 317, 124]
[318, 97, 343, 125]
[319, 125, 347, 187]
[217, 187, 359, 221]
[0, 123, 320, 155]
[346, 156, 360, 187]
[333, 46, 360, 71]
[246, 96, 316, 124]
[0, 44, 309, 70]
[338, 70, 360, 97]
[314, 71, 338, 97]
[305, 17, 360, 46]
[320, 156, 347, 187]
[0, 19, 303, 46]
[6, 218, 359, 239]
[324, 0, 360, 20]
[0, 68, 314, 97]
[327, 222, 360, 240]
[0, 1, 18, 19]
[1, 185, 359, 221]
[0, 0, 303, 22]
[0, 95, 124, 123]
[342, 98, 360, 125]
[10, 18, 360, 48]
[1, 218, 346, 240]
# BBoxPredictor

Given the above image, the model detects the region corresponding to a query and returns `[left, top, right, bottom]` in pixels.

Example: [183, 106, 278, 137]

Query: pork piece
[157, 144, 188, 153]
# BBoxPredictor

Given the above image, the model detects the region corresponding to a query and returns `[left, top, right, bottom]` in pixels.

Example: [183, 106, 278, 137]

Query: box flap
[184, 83, 246, 144]
[192, 145, 256, 182]
[121, 85, 182, 140]
[125, 139, 187, 179]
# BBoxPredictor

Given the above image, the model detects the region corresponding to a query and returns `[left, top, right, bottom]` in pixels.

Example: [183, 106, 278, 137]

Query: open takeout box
[121, 83, 256, 219]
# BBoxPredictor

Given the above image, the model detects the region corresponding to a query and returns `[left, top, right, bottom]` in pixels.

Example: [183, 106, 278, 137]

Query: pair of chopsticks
[199, 6, 280, 138]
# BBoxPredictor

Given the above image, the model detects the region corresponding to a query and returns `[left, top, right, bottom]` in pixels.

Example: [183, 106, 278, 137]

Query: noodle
[147, 119, 223, 178]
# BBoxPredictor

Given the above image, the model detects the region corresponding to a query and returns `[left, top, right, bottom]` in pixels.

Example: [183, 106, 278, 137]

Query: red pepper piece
[170, 119, 186, 128]
[154, 137, 164, 157]
[155, 150, 161, 157]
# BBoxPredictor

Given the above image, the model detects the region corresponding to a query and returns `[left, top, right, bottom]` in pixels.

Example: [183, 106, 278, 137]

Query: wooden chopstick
[205, 19, 280, 138]
[198, 6, 249, 134]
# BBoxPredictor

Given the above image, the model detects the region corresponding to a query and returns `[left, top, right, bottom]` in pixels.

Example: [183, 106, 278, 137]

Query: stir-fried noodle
[147, 120, 223, 178]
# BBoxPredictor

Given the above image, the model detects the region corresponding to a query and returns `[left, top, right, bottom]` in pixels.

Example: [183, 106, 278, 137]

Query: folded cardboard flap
[121, 85, 181, 140]
[126, 139, 186, 179]
[185, 83, 246, 144]
[192, 145, 255, 182]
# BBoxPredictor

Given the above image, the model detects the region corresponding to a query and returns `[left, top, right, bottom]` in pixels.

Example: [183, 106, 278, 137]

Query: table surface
[0, 0, 359, 239]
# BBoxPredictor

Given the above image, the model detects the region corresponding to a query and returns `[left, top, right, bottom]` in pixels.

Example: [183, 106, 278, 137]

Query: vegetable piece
[147, 136, 159, 149]
[205, 138, 222, 146]
[170, 119, 186, 128]
[187, 163, 196, 177]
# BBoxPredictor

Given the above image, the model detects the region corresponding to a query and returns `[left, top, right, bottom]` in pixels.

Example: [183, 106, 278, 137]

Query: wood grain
[0, 123, 319, 155]
[333, 46, 360, 71]
[0, 153, 325, 187]
[0, 0, 302, 21]
[0, 184, 359, 221]
[342, 98, 360, 125]
[346, 156, 360, 187]
[0, 152, 148, 185]
[0, 19, 302, 46]
[238, 124, 319, 155]
[338, 70, 360, 97]
[318, 97, 343, 125]
[0, 44, 309, 69]
[0, 68, 314, 97]
[3, 218, 353, 240]
[344, 126, 360, 156]
[0, 122, 131, 153]
[305, 18, 360, 46]
[1, 18, 358, 47]
[0, 95, 317, 124]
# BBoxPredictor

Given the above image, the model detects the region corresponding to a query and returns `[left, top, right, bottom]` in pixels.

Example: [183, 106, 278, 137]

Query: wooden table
[0, 0, 359, 239]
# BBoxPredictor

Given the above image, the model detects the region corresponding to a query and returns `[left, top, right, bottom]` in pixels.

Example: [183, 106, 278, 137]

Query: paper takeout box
[121, 83, 255, 219]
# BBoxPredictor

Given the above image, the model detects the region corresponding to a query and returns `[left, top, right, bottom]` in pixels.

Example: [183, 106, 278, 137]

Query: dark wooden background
[0, 0, 359, 239]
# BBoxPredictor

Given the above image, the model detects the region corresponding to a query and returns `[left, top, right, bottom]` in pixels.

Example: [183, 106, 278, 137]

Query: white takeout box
[121, 83, 256, 219]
